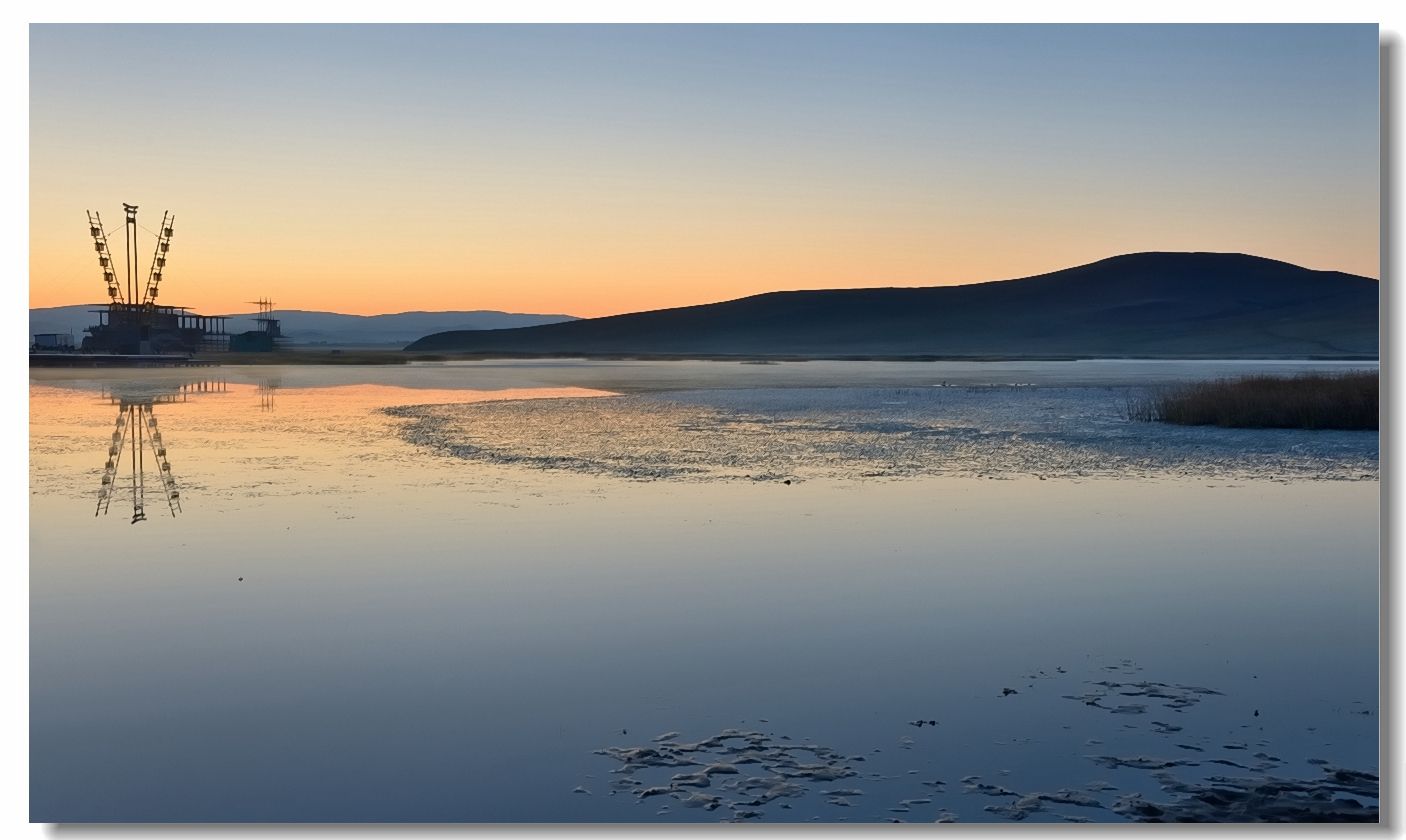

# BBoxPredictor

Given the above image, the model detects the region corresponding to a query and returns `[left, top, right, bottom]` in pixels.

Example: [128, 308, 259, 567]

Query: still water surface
[30, 361, 1378, 822]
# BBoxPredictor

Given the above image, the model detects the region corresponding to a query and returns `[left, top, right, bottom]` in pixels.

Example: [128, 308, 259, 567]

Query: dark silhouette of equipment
[231, 298, 283, 352]
[80, 204, 229, 355]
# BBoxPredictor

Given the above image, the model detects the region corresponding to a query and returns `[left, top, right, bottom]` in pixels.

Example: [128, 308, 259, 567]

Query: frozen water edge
[383, 385, 1378, 482]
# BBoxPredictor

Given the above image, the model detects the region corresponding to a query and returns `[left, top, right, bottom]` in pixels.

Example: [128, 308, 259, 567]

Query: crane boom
[141, 212, 174, 305]
[86, 210, 123, 304]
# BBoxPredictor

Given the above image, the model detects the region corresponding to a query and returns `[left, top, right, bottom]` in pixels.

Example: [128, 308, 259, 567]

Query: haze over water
[29, 360, 1378, 822]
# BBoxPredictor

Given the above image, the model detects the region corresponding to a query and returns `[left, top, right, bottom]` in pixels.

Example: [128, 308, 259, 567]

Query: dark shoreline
[218, 350, 1380, 366]
[30, 349, 1382, 367]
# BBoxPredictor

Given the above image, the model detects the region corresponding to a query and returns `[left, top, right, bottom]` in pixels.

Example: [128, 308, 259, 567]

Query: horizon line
[29, 249, 1380, 321]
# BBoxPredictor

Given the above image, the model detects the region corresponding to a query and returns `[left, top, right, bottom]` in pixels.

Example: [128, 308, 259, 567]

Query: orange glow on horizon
[28, 208, 1381, 319]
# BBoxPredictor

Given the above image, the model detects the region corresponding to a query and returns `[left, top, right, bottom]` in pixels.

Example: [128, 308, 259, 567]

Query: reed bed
[1126, 371, 1378, 430]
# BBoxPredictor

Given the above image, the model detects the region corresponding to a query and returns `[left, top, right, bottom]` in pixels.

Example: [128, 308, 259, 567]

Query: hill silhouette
[405, 253, 1378, 358]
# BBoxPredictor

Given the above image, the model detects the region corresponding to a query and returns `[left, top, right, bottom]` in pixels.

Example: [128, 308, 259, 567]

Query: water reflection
[43, 373, 617, 526]
[93, 380, 229, 523]
[29, 364, 1378, 822]
[258, 377, 279, 413]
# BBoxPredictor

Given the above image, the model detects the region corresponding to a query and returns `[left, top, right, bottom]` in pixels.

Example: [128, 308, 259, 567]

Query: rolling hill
[405, 253, 1378, 358]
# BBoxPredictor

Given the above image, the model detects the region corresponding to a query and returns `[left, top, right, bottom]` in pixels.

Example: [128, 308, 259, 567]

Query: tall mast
[123, 203, 138, 310]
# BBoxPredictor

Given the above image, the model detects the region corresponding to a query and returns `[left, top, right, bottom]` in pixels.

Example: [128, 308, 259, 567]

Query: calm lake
[29, 360, 1379, 822]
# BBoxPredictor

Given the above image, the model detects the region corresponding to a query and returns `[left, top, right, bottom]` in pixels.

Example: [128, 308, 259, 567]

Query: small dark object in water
[1254, 710, 1259, 717]
[237, 577, 243, 582]
[1001, 688, 1018, 697]
[783, 479, 791, 485]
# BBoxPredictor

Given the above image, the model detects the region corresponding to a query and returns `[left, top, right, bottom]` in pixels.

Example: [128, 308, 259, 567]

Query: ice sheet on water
[1112, 767, 1379, 822]
[384, 386, 1377, 482]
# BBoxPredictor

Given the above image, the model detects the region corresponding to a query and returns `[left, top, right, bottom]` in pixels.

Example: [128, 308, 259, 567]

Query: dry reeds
[1126, 371, 1378, 430]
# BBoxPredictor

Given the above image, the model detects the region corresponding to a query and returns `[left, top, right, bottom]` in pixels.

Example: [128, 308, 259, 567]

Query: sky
[28, 23, 1380, 318]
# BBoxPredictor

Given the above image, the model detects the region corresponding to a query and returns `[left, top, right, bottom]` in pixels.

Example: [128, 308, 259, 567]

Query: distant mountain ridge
[406, 252, 1379, 358]
[29, 307, 578, 347]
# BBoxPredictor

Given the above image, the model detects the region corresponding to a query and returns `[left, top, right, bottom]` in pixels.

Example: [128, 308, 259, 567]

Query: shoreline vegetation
[1126, 371, 1378, 430]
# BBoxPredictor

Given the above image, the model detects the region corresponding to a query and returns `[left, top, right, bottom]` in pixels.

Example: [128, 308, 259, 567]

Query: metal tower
[123, 203, 139, 311]
[248, 298, 278, 332]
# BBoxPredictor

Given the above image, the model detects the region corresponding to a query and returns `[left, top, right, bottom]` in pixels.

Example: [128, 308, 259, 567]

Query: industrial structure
[230, 297, 283, 352]
[75, 203, 230, 356]
[31, 331, 75, 351]
[31, 203, 285, 364]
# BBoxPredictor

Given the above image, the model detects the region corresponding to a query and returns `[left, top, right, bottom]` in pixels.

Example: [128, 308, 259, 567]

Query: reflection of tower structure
[97, 402, 176, 524]
[94, 380, 227, 524]
[258, 378, 280, 412]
